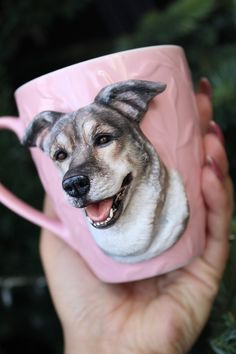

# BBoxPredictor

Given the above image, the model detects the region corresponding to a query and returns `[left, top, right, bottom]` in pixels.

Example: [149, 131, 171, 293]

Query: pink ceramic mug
[0, 45, 205, 283]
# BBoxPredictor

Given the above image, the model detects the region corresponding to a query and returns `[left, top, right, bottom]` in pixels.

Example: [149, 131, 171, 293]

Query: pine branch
[142, 0, 216, 39]
[210, 326, 236, 354]
[116, 0, 216, 49]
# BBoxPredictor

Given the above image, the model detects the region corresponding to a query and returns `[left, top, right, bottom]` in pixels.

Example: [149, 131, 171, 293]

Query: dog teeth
[89, 207, 116, 228]
[93, 220, 107, 227]
[109, 208, 114, 218]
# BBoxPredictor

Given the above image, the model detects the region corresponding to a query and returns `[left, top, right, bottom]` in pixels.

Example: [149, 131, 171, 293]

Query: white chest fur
[87, 169, 189, 263]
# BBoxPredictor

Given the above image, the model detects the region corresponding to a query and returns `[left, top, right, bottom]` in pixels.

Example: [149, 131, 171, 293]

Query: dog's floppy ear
[22, 111, 63, 150]
[94, 80, 166, 123]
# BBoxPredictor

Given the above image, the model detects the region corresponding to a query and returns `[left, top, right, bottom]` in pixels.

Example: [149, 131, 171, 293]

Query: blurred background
[0, 0, 235, 353]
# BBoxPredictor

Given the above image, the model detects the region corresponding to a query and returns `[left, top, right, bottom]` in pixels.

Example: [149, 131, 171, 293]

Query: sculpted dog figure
[23, 80, 189, 263]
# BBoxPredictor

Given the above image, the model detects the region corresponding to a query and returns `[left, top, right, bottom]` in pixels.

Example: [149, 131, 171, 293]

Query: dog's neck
[87, 135, 172, 260]
[141, 134, 169, 219]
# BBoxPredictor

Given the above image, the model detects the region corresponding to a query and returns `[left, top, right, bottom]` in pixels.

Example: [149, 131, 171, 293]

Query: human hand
[40, 78, 234, 354]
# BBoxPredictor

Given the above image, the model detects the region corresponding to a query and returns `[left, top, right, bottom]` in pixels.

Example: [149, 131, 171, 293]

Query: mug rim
[15, 44, 183, 95]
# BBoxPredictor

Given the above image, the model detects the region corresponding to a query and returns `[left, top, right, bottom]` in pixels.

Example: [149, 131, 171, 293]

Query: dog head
[22, 80, 166, 229]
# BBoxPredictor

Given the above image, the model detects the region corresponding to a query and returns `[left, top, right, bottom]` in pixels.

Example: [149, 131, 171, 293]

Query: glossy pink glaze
[0, 46, 205, 282]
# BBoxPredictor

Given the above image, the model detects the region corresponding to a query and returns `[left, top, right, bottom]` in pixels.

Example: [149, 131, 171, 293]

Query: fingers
[204, 132, 228, 178]
[201, 131, 234, 276]
[195, 78, 213, 134]
[201, 171, 232, 275]
[207, 121, 225, 146]
[195, 77, 233, 275]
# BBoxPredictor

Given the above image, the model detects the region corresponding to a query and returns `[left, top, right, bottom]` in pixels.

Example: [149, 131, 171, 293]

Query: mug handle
[0, 116, 67, 237]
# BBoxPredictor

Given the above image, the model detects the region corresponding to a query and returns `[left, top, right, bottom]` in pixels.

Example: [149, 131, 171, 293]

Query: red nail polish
[207, 121, 225, 146]
[206, 156, 224, 181]
[198, 77, 212, 100]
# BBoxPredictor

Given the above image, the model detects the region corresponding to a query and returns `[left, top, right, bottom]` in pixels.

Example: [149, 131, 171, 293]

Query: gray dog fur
[23, 80, 189, 263]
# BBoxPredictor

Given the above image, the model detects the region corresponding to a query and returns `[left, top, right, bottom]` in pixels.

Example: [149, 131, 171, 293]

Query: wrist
[64, 328, 113, 354]
[64, 338, 99, 354]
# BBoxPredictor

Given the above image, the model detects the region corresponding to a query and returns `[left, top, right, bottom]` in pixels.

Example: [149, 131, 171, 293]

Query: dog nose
[62, 175, 90, 198]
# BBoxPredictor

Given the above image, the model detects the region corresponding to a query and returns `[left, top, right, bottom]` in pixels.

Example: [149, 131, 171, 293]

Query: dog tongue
[85, 198, 113, 222]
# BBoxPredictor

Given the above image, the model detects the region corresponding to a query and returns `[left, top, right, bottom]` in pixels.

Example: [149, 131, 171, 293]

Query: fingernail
[206, 155, 224, 181]
[207, 121, 225, 146]
[198, 77, 212, 100]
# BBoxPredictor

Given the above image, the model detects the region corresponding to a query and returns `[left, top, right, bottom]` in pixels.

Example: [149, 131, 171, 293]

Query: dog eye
[94, 134, 113, 147]
[54, 149, 68, 161]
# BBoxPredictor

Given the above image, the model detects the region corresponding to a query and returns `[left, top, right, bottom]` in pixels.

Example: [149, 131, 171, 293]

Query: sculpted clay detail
[23, 80, 189, 263]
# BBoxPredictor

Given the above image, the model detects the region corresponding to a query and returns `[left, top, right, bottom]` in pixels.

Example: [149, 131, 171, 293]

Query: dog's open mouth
[85, 173, 133, 229]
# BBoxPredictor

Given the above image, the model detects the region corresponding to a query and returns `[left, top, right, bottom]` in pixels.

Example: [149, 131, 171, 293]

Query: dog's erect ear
[94, 80, 166, 123]
[22, 111, 63, 149]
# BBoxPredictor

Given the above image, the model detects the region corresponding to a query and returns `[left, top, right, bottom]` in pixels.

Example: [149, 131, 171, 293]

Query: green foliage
[116, 0, 216, 48]
[210, 55, 236, 129]
[0, 0, 235, 353]
[208, 220, 236, 354]
[0, 0, 91, 61]
[114, 0, 236, 209]
[210, 314, 236, 354]
[115, 0, 236, 139]
[231, 218, 236, 234]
